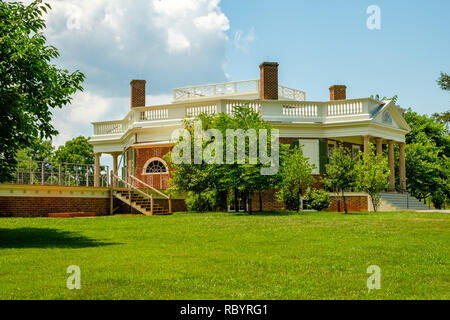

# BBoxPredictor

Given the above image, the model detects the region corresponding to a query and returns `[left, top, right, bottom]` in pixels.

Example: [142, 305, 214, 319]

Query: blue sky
[221, 0, 450, 109]
[33, 0, 449, 148]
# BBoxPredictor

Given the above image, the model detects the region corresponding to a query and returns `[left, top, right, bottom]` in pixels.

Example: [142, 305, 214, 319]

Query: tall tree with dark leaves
[437, 72, 450, 91]
[0, 1, 85, 181]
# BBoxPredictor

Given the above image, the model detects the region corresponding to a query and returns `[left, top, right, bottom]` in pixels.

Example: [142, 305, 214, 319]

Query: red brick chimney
[130, 80, 146, 108]
[329, 85, 346, 101]
[259, 62, 279, 100]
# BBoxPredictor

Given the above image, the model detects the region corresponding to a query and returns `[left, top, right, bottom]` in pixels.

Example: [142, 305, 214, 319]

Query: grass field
[0, 211, 449, 300]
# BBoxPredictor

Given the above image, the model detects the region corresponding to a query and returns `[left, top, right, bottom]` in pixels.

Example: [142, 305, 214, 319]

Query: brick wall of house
[0, 196, 110, 217]
[249, 190, 368, 212]
[329, 195, 368, 212]
[250, 189, 285, 211]
[155, 198, 187, 212]
[133, 145, 173, 190]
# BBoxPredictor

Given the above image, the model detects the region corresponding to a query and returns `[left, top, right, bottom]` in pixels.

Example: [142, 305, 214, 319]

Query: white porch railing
[92, 98, 373, 136]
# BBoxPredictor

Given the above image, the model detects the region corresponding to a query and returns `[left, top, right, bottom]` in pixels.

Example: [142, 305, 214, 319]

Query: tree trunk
[248, 195, 252, 215]
[296, 191, 300, 212]
[242, 193, 248, 213]
[370, 195, 377, 212]
[234, 188, 239, 212]
[198, 192, 203, 212]
[259, 191, 263, 212]
[342, 190, 348, 214]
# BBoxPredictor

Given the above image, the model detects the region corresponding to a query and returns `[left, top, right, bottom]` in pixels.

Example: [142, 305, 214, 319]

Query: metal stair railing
[111, 171, 154, 215]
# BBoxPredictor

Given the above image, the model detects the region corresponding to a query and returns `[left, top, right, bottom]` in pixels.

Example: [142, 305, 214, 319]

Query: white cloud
[51, 91, 173, 147]
[31, 0, 231, 147]
[167, 28, 191, 53]
[234, 27, 255, 52]
[51, 92, 128, 146]
[67, 92, 111, 123]
[194, 12, 230, 32]
[40, 0, 231, 93]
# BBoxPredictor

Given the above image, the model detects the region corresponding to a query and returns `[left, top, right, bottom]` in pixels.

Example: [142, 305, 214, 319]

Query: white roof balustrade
[172, 80, 306, 102]
[91, 98, 387, 138]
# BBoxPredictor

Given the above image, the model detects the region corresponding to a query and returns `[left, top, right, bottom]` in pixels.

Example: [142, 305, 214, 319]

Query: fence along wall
[11, 160, 109, 187]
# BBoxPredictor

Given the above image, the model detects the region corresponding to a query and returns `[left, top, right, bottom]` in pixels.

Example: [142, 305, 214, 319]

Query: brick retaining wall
[0, 196, 110, 217]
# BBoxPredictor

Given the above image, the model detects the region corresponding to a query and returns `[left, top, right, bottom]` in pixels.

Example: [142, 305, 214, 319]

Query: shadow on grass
[0, 228, 116, 249]
[336, 212, 371, 216]
[232, 211, 309, 216]
[232, 211, 372, 216]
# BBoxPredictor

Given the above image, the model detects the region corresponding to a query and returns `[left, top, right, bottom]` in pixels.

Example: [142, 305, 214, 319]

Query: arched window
[144, 159, 168, 174]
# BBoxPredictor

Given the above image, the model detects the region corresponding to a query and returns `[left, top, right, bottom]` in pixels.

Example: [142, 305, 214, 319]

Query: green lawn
[0, 211, 449, 300]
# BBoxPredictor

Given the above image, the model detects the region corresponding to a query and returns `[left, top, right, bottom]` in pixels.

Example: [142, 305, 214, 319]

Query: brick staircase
[379, 192, 431, 211]
[114, 190, 170, 215]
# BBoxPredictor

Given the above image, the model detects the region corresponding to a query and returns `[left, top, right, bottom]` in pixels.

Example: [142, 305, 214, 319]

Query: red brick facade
[0, 196, 110, 217]
[249, 190, 368, 212]
[132, 145, 173, 190]
[329, 195, 368, 212]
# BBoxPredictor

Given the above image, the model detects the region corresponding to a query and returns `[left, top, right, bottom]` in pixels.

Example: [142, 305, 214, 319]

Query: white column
[94, 152, 101, 187]
[399, 142, 406, 192]
[363, 135, 371, 154]
[388, 141, 395, 192]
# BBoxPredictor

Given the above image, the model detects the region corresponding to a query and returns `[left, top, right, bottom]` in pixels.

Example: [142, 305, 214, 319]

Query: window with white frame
[144, 159, 168, 174]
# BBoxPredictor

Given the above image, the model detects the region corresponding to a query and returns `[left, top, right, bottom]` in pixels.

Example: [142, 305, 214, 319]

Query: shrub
[305, 190, 331, 211]
[185, 191, 217, 212]
[276, 189, 301, 211]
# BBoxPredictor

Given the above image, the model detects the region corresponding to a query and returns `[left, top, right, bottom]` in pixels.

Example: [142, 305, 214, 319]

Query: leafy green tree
[52, 136, 95, 186]
[165, 114, 224, 212]
[0, 1, 85, 182]
[405, 109, 450, 156]
[12, 137, 54, 184]
[167, 106, 278, 214]
[370, 94, 398, 104]
[323, 146, 357, 214]
[276, 146, 315, 212]
[16, 137, 54, 162]
[53, 136, 94, 164]
[432, 111, 450, 127]
[222, 106, 276, 214]
[403, 109, 450, 206]
[437, 72, 450, 91]
[354, 144, 390, 212]
[405, 142, 448, 202]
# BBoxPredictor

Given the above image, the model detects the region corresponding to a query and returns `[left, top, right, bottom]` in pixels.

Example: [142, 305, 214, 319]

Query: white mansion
[88, 62, 418, 212]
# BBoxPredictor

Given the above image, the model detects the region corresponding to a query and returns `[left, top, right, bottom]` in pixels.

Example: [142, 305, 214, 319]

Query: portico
[362, 136, 406, 192]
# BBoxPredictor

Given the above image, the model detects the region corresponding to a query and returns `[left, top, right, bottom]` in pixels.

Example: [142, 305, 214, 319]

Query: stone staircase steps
[113, 190, 170, 215]
[379, 193, 431, 210]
